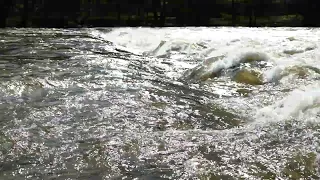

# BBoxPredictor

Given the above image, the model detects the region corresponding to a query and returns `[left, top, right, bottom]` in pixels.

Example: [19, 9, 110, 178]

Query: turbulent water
[0, 27, 320, 179]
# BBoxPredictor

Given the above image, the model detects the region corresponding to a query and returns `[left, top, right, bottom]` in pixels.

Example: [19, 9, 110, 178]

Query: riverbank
[5, 14, 303, 28]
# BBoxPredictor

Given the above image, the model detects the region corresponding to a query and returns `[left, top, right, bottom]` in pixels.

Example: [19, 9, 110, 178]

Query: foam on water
[254, 83, 320, 123]
[2, 28, 320, 179]
[93, 27, 320, 126]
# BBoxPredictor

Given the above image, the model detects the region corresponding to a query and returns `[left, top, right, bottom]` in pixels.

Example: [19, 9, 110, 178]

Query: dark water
[0, 28, 319, 179]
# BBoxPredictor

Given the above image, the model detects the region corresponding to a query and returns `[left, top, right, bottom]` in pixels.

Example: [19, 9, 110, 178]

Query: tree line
[0, 0, 319, 28]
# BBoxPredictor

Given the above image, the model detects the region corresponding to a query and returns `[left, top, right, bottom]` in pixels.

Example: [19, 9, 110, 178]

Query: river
[0, 27, 320, 179]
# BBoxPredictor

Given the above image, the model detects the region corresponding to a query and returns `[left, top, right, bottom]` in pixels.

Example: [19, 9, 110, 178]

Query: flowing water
[0, 27, 320, 179]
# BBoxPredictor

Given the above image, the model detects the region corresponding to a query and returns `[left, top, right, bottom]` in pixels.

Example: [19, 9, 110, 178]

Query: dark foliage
[0, 0, 318, 28]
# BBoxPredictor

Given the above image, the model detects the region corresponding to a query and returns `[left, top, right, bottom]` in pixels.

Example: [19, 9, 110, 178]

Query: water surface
[0, 27, 320, 179]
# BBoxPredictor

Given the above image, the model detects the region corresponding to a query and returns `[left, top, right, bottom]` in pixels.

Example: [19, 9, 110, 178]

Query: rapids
[0, 27, 319, 179]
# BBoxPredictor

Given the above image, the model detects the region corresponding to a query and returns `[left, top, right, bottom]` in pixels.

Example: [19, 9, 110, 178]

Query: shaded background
[0, 0, 319, 28]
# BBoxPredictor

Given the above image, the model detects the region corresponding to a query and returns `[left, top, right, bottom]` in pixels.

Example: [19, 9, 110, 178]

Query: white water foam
[89, 27, 320, 125]
[254, 82, 320, 123]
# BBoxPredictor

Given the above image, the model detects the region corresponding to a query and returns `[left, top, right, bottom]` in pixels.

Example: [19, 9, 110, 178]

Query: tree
[232, 0, 236, 25]
[21, 0, 29, 27]
[244, 0, 256, 27]
[300, 0, 320, 26]
[0, 0, 14, 28]
[159, 0, 166, 26]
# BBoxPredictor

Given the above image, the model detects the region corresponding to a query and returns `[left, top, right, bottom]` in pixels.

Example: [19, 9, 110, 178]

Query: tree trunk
[159, 0, 166, 26]
[139, 7, 145, 25]
[152, 0, 159, 25]
[0, 0, 11, 28]
[232, 0, 236, 25]
[0, 9, 6, 28]
[22, 0, 29, 27]
[116, 2, 121, 25]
